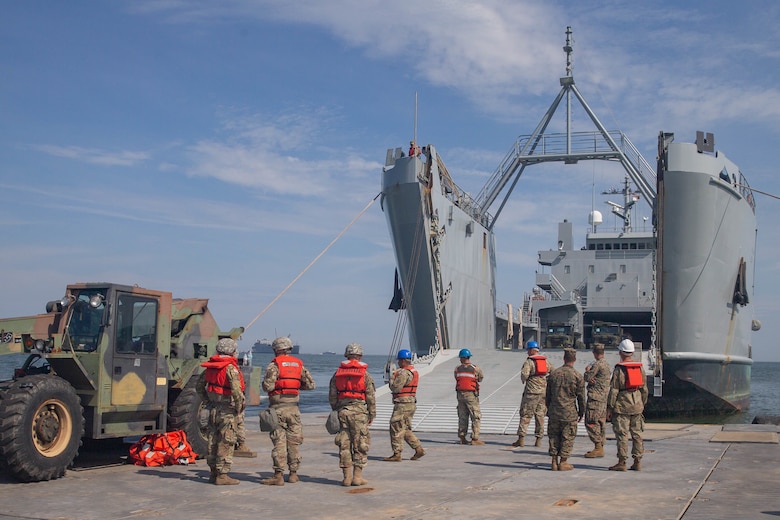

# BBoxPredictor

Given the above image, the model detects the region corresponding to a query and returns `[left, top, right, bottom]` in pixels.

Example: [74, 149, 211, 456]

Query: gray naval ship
[380, 27, 759, 418]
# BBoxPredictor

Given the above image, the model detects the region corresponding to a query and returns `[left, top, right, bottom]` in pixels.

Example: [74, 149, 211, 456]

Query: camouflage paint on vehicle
[0, 282, 261, 482]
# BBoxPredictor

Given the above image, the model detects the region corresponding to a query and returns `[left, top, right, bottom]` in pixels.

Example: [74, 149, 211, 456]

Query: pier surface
[0, 414, 777, 519]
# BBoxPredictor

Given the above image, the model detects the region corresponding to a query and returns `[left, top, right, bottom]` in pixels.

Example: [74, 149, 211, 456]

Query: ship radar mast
[602, 176, 641, 233]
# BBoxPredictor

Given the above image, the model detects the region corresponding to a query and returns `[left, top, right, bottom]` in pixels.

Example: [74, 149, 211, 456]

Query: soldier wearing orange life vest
[329, 343, 376, 487]
[383, 349, 425, 462]
[260, 337, 315, 486]
[196, 338, 245, 485]
[512, 340, 551, 448]
[455, 349, 485, 445]
[607, 338, 648, 472]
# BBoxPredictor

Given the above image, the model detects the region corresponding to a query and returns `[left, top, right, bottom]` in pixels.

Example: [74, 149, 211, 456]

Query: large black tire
[0, 375, 84, 482]
[168, 381, 209, 458]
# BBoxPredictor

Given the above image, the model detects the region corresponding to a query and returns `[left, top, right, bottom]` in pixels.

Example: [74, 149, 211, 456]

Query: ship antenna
[564, 26, 573, 77]
[414, 91, 418, 148]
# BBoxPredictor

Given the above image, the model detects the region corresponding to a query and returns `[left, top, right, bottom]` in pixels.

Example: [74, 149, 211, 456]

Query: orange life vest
[455, 364, 479, 392]
[530, 355, 548, 376]
[269, 354, 304, 396]
[334, 359, 368, 400]
[617, 361, 644, 390]
[392, 366, 418, 398]
[201, 355, 245, 395]
[128, 430, 197, 467]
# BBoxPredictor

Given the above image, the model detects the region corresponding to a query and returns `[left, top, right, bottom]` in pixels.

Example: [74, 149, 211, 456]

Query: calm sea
[1, 353, 777, 423]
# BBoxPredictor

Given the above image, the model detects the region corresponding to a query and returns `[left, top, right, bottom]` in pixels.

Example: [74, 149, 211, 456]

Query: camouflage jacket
[389, 366, 417, 404]
[583, 358, 611, 403]
[545, 365, 586, 422]
[521, 356, 550, 395]
[607, 360, 648, 415]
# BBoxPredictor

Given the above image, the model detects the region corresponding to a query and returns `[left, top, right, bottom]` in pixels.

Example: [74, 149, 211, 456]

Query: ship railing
[739, 172, 756, 213]
[474, 130, 656, 214]
[434, 151, 494, 228]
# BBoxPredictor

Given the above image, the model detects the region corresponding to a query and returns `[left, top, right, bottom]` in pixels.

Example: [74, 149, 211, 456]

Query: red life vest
[392, 366, 418, 398]
[455, 364, 479, 392]
[617, 361, 644, 390]
[530, 355, 549, 376]
[334, 359, 368, 400]
[201, 355, 245, 395]
[270, 354, 304, 396]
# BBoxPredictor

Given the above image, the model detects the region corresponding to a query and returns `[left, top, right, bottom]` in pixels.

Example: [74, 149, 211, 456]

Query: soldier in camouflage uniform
[607, 339, 648, 471]
[512, 341, 551, 447]
[383, 349, 425, 461]
[260, 337, 316, 486]
[454, 348, 485, 445]
[583, 344, 611, 458]
[329, 343, 376, 486]
[196, 338, 245, 485]
[545, 348, 586, 471]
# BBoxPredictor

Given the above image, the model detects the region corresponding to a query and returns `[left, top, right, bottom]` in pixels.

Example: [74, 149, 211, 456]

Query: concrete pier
[1, 414, 777, 519]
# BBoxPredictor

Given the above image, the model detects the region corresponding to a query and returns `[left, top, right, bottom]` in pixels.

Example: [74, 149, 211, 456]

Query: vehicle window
[116, 295, 158, 355]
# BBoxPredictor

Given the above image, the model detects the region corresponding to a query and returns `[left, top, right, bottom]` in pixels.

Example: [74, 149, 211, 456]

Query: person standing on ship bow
[383, 349, 425, 462]
[329, 343, 377, 486]
[512, 340, 551, 448]
[260, 337, 315, 486]
[454, 348, 485, 445]
[606, 339, 648, 471]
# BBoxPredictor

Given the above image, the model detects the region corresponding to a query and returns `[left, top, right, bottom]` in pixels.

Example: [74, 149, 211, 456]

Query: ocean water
[1, 353, 777, 423]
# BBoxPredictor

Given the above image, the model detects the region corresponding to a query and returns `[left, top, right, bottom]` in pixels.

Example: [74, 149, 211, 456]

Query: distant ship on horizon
[252, 337, 300, 354]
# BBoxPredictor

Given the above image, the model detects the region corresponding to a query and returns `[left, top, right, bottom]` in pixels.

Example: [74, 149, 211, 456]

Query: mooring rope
[244, 192, 381, 332]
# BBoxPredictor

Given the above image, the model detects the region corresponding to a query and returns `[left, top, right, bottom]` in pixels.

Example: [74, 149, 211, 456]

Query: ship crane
[473, 26, 656, 231]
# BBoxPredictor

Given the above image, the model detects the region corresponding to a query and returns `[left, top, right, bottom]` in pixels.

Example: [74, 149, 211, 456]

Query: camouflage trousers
[456, 391, 481, 439]
[547, 418, 578, 458]
[389, 401, 421, 454]
[206, 405, 238, 474]
[612, 413, 644, 460]
[269, 404, 303, 472]
[335, 408, 371, 468]
[517, 392, 546, 438]
[236, 411, 246, 446]
[585, 399, 607, 446]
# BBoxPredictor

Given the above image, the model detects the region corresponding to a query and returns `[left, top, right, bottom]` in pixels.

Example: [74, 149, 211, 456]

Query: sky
[1, 1, 779, 361]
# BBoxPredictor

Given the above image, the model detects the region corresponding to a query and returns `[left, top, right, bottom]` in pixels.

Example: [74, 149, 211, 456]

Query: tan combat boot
[208, 467, 218, 484]
[341, 466, 353, 487]
[558, 458, 574, 471]
[534, 437, 543, 447]
[382, 452, 402, 462]
[630, 458, 641, 471]
[411, 447, 426, 460]
[351, 466, 367, 486]
[215, 473, 240, 485]
[287, 471, 299, 483]
[608, 458, 627, 471]
[511, 436, 524, 447]
[471, 438, 486, 446]
[261, 470, 285, 485]
[233, 443, 257, 458]
[584, 443, 605, 458]
[551, 456, 559, 471]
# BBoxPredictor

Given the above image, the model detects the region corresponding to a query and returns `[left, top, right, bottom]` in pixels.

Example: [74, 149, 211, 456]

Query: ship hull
[382, 149, 496, 356]
[656, 141, 756, 416]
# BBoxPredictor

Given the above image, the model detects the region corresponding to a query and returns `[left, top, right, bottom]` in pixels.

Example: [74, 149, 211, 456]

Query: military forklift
[0, 282, 261, 482]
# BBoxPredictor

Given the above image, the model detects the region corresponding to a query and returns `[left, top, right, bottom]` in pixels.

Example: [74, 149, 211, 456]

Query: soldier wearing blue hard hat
[383, 349, 425, 461]
[454, 348, 484, 445]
